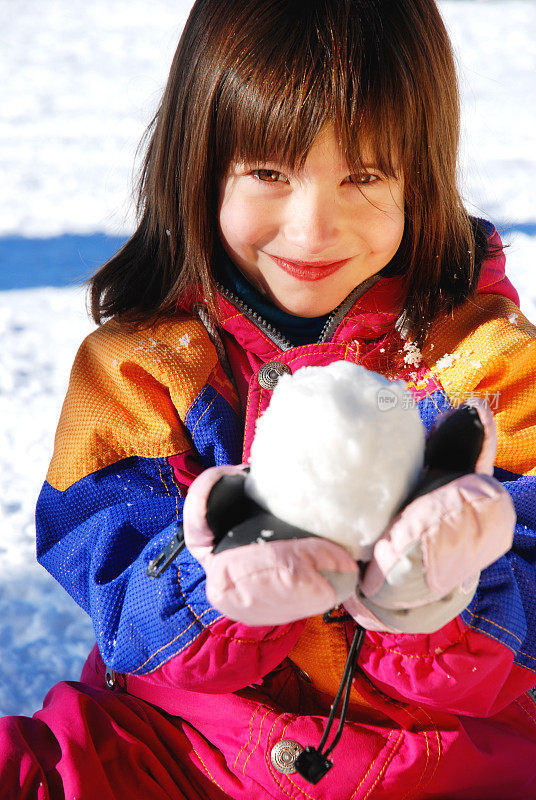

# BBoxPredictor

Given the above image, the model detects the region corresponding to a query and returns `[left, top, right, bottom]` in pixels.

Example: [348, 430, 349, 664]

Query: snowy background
[1, 0, 535, 716]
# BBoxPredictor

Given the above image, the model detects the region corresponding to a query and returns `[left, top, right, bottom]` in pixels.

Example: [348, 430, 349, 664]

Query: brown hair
[90, 0, 491, 342]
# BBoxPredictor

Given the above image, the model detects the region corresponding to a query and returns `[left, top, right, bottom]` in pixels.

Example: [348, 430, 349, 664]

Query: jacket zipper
[216, 274, 381, 350]
[216, 284, 293, 350]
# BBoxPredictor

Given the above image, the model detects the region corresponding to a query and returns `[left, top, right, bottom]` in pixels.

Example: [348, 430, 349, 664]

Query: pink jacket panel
[78, 644, 536, 800]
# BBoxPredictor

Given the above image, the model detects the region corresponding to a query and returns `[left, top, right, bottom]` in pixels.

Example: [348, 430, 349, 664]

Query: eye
[346, 172, 380, 185]
[251, 169, 288, 183]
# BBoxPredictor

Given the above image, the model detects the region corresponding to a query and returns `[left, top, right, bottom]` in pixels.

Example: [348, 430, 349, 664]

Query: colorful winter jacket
[36, 227, 536, 799]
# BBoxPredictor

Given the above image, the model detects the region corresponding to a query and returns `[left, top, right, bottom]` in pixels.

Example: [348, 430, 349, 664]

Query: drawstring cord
[294, 621, 366, 784]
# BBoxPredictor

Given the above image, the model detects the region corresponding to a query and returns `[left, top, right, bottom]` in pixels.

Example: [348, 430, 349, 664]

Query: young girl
[3, 0, 536, 797]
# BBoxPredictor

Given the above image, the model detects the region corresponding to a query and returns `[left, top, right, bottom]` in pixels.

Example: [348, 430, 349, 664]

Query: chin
[272, 295, 337, 318]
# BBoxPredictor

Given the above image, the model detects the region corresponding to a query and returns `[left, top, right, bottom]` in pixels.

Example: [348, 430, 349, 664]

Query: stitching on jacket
[458, 622, 518, 654]
[131, 607, 217, 673]
[132, 558, 224, 673]
[158, 458, 183, 512]
[286, 345, 327, 360]
[243, 382, 266, 460]
[243, 384, 265, 458]
[206, 624, 297, 645]
[191, 395, 217, 436]
[420, 390, 447, 415]
[357, 673, 439, 798]
[157, 463, 171, 496]
[349, 730, 400, 800]
[285, 345, 343, 365]
[256, 385, 265, 421]
[242, 706, 273, 774]
[396, 705, 442, 800]
[191, 746, 226, 792]
[521, 691, 536, 721]
[165, 456, 184, 498]
[364, 622, 519, 664]
[463, 604, 524, 646]
[361, 731, 404, 800]
[518, 649, 536, 665]
[397, 719, 429, 799]
[135, 538, 301, 675]
[133, 619, 220, 673]
[179, 587, 219, 630]
[345, 308, 397, 322]
[244, 318, 280, 350]
[184, 385, 210, 426]
[355, 662, 441, 798]
[361, 620, 474, 659]
[362, 647, 434, 659]
[234, 705, 263, 770]
[344, 342, 360, 363]
[218, 308, 242, 322]
[514, 696, 536, 728]
[242, 393, 252, 460]
[362, 641, 457, 659]
[266, 771, 314, 800]
[414, 706, 442, 788]
[130, 620, 198, 672]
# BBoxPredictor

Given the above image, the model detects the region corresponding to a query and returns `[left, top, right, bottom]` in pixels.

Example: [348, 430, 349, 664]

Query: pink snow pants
[0, 663, 230, 800]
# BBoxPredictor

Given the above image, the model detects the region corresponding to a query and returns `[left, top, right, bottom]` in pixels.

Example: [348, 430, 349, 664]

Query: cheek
[364, 199, 404, 253]
[385, 211, 405, 252]
[219, 200, 267, 249]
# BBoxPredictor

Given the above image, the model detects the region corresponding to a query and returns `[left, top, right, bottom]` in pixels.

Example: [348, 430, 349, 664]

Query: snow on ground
[0, 0, 535, 716]
[0, 287, 95, 715]
[441, 0, 536, 320]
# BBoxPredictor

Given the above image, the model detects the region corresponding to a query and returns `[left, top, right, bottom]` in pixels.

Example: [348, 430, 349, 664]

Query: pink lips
[267, 254, 351, 281]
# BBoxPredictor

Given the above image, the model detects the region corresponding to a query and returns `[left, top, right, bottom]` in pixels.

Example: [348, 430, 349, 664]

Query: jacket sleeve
[36, 318, 303, 688]
[359, 294, 536, 717]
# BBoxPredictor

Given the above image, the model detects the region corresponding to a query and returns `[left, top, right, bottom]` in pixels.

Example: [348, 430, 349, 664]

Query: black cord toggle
[294, 623, 365, 784]
[294, 746, 333, 784]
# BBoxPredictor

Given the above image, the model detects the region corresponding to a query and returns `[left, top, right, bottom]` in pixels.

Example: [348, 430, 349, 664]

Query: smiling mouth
[267, 255, 351, 281]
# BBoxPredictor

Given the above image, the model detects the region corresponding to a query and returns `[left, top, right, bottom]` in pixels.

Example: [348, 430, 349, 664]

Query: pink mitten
[344, 402, 516, 633]
[183, 465, 359, 626]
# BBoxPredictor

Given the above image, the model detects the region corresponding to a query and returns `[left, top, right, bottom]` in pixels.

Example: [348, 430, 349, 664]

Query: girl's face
[218, 125, 405, 317]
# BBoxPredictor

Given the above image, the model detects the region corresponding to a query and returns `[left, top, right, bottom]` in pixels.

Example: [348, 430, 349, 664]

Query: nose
[282, 187, 340, 254]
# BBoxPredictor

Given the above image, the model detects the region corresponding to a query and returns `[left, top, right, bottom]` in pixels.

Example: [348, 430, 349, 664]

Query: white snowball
[245, 362, 425, 560]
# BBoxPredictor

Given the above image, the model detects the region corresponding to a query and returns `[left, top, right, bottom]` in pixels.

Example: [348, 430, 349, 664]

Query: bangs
[211, 0, 415, 179]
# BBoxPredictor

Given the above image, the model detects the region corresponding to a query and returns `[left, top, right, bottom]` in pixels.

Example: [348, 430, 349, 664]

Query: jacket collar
[214, 273, 407, 360]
